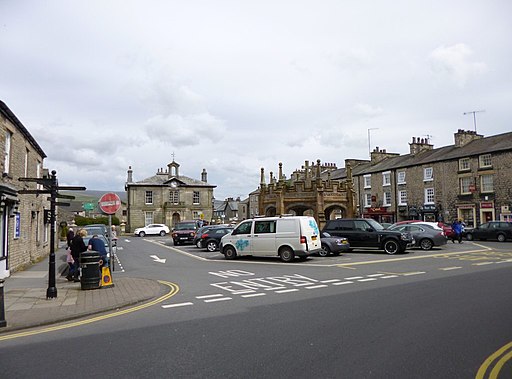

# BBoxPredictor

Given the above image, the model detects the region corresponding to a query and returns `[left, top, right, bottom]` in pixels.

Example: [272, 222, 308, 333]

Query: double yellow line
[476, 342, 512, 378]
[0, 280, 179, 341]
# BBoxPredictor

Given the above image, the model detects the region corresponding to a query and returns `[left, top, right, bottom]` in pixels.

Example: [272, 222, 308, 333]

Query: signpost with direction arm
[19, 170, 85, 299]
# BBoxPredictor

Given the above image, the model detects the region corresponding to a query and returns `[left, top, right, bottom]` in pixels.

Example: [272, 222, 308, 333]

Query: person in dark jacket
[69, 229, 87, 282]
[88, 234, 108, 267]
[66, 227, 75, 248]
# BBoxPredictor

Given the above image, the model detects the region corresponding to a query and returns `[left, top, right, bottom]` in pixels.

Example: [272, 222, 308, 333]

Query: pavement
[0, 244, 165, 333]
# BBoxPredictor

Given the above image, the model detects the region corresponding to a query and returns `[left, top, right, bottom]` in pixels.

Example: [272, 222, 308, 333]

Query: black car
[193, 225, 226, 248]
[318, 232, 350, 257]
[200, 227, 234, 252]
[465, 221, 512, 242]
[322, 218, 413, 254]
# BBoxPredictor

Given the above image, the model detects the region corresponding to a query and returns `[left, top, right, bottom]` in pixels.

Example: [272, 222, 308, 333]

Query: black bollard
[0, 279, 6, 327]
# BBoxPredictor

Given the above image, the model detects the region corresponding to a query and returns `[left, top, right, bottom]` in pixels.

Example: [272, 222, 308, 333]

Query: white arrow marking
[150, 255, 166, 263]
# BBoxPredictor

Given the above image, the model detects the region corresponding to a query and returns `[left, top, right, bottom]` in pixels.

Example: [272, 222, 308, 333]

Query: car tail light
[201, 233, 209, 238]
[300, 236, 307, 244]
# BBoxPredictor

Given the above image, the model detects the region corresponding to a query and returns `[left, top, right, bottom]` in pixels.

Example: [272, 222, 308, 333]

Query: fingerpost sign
[99, 192, 121, 215]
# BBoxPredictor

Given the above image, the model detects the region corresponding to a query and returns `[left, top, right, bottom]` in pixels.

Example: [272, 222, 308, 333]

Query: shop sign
[481, 201, 494, 209]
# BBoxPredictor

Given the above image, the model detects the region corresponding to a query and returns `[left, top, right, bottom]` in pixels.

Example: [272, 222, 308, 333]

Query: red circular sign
[98, 192, 121, 214]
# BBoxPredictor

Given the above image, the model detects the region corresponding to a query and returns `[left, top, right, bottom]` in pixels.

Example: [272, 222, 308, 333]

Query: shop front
[363, 207, 395, 224]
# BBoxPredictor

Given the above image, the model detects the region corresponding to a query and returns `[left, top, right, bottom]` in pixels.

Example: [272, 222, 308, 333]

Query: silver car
[388, 223, 447, 250]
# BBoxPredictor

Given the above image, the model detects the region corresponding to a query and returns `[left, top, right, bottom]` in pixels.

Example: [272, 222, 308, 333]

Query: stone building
[0, 101, 49, 278]
[336, 130, 512, 227]
[125, 160, 216, 231]
[258, 160, 356, 229]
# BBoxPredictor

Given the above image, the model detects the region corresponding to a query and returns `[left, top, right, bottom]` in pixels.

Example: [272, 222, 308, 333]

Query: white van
[220, 215, 321, 262]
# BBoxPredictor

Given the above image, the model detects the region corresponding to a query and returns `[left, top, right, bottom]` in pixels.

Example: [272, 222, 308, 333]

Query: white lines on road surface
[305, 284, 329, 289]
[402, 271, 426, 276]
[275, 289, 299, 294]
[204, 297, 232, 303]
[242, 293, 266, 298]
[472, 262, 495, 266]
[162, 302, 194, 309]
[357, 278, 378, 282]
[333, 281, 354, 285]
[380, 275, 399, 279]
[440, 267, 462, 271]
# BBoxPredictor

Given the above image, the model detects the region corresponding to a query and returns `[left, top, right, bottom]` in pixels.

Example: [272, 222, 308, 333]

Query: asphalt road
[0, 237, 511, 378]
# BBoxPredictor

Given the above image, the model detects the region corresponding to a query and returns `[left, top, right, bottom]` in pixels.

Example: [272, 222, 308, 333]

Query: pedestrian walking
[69, 229, 87, 282]
[451, 220, 463, 243]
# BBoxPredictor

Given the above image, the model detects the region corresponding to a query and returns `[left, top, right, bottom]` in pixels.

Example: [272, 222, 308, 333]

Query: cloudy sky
[1, 1, 510, 200]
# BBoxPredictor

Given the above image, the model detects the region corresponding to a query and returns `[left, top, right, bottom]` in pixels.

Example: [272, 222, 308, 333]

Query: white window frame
[397, 171, 406, 185]
[383, 191, 392, 206]
[479, 154, 492, 168]
[459, 157, 470, 171]
[144, 211, 154, 225]
[398, 190, 407, 206]
[480, 174, 494, 193]
[382, 171, 391, 187]
[24, 148, 29, 177]
[36, 161, 43, 190]
[169, 190, 179, 204]
[363, 174, 371, 189]
[4, 130, 11, 174]
[424, 167, 433, 181]
[460, 177, 471, 194]
[193, 191, 200, 205]
[424, 188, 435, 204]
[364, 193, 372, 207]
[145, 191, 153, 205]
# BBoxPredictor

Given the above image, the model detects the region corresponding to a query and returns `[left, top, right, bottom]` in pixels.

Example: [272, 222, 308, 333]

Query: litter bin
[80, 251, 101, 290]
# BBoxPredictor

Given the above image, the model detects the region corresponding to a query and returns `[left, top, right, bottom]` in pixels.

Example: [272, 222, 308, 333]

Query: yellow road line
[0, 280, 179, 342]
[476, 341, 512, 379]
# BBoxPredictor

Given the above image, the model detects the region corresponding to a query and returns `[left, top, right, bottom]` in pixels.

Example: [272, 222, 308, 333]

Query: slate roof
[130, 174, 215, 188]
[332, 131, 512, 178]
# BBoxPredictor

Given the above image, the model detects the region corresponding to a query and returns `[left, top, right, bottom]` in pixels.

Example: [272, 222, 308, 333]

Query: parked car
[200, 227, 234, 252]
[220, 216, 321, 262]
[193, 225, 226, 248]
[83, 224, 108, 238]
[318, 232, 350, 257]
[322, 218, 414, 255]
[134, 224, 170, 237]
[83, 234, 111, 262]
[172, 220, 200, 245]
[464, 221, 512, 242]
[391, 220, 455, 239]
[388, 223, 446, 250]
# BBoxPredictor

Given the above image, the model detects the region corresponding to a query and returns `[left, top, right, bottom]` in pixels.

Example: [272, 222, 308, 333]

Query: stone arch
[324, 205, 347, 221]
[286, 204, 316, 217]
[265, 206, 277, 217]
[171, 212, 181, 226]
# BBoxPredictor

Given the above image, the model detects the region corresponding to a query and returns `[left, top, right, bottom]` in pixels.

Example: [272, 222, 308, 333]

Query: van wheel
[383, 240, 399, 255]
[318, 245, 330, 257]
[224, 246, 237, 260]
[280, 248, 295, 262]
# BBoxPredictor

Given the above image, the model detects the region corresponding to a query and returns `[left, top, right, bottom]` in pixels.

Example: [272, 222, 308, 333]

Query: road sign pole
[47, 170, 58, 299]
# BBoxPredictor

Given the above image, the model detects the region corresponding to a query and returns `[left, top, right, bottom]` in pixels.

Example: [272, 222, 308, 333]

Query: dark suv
[172, 220, 199, 245]
[322, 218, 413, 254]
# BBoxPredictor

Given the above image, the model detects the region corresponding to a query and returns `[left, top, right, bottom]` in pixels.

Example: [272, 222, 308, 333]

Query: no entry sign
[98, 192, 121, 214]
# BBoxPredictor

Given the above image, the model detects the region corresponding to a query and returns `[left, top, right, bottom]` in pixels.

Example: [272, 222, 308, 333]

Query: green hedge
[74, 215, 120, 226]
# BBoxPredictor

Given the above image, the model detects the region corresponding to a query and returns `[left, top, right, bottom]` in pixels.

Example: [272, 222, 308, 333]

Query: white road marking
[472, 262, 494, 266]
[380, 275, 398, 279]
[358, 278, 377, 282]
[367, 273, 385, 277]
[275, 289, 299, 293]
[403, 271, 426, 276]
[204, 297, 232, 303]
[345, 276, 364, 280]
[196, 294, 224, 299]
[333, 281, 354, 285]
[242, 293, 266, 298]
[162, 302, 194, 308]
[440, 267, 462, 271]
[305, 285, 328, 289]
[320, 279, 341, 283]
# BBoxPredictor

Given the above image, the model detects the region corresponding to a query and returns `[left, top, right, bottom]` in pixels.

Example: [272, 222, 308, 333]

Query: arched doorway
[265, 206, 276, 217]
[287, 204, 315, 217]
[171, 212, 181, 227]
[324, 205, 346, 220]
